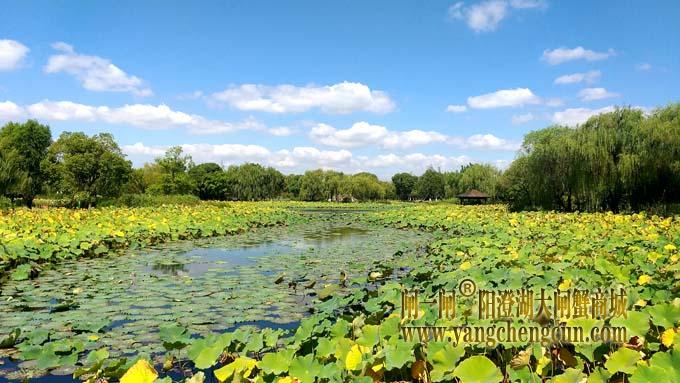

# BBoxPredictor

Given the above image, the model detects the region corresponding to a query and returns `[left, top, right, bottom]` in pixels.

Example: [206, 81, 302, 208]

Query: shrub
[102, 194, 201, 207]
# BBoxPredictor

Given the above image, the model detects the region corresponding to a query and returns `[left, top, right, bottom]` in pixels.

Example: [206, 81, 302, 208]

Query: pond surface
[0, 211, 432, 381]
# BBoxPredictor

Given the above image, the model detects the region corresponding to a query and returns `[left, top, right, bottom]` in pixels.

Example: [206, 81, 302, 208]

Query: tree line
[1, 103, 679, 210]
[500, 104, 680, 212]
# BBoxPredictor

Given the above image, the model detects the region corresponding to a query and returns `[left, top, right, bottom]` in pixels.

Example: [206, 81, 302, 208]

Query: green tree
[392, 172, 417, 201]
[188, 163, 225, 200]
[0, 120, 52, 207]
[414, 168, 445, 200]
[153, 147, 194, 195]
[458, 163, 501, 199]
[348, 172, 384, 201]
[42, 132, 132, 206]
[299, 170, 326, 201]
[223, 163, 284, 200]
[284, 174, 302, 199]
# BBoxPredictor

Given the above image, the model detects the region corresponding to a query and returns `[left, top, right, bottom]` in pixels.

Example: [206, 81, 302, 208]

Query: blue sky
[0, 0, 678, 178]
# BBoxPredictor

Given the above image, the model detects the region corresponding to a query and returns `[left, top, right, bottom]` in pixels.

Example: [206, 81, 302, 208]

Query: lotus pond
[0, 208, 434, 381]
[1, 203, 680, 383]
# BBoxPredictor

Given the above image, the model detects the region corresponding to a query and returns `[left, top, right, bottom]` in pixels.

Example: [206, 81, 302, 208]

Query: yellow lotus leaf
[647, 251, 661, 262]
[664, 243, 677, 252]
[637, 275, 652, 285]
[460, 261, 472, 271]
[660, 328, 676, 348]
[214, 357, 257, 383]
[558, 278, 572, 291]
[345, 344, 368, 371]
[120, 359, 158, 383]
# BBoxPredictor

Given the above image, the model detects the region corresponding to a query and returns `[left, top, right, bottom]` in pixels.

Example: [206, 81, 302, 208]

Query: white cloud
[542, 46, 614, 65]
[544, 98, 564, 107]
[124, 142, 353, 170]
[446, 104, 467, 113]
[463, 134, 520, 150]
[123, 142, 511, 179]
[15, 99, 287, 136]
[27, 100, 99, 121]
[309, 121, 447, 150]
[467, 88, 540, 109]
[0, 101, 25, 120]
[45, 42, 152, 96]
[267, 127, 294, 137]
[210, 82, 395, 114]
[636, 63, 652, 71]
[552, 106, 615, 126]
[177, 90, 204, 100]
[0, 39, 29, 71]
[511, 113, 535, 124]
[578, 87, 619, 101]
[309, 121, 518, 152]
[508, 0, 546, 9]
[362, 153, 473, 172]
[554, 70, 601, 85]
[123, 142, 167, 157]
[449, 1, 507, 32]
[448, 0, 545, 32]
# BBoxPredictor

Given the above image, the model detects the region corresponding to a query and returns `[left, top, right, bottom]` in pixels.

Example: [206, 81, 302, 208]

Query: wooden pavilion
[456, 189, 490, 204]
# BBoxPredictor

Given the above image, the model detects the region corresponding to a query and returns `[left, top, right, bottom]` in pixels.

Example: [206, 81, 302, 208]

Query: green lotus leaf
[605, 347, 641, 375]
[452, 355, 503, 383]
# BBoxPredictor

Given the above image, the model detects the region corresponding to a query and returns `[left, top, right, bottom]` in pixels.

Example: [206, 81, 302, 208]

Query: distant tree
[224, 163, 284, 200]
[458, 163, 501, 198]
[381, 181, 397, 200]
[42, 132, 132, 206]
[284, 174, 302, 199]
[153, 147, 194, 195]
[497, 156, 532, 211]
[392, 172, 417, 201]
[299, 170, 326, 201]
[443, 171, 462, 198]
[188, 163, 225, 200]
[0, 149, 22, 197]
[348, 172, 384, 201]
[0, 120, 52, 207]
[415, 168, 445, 200]
[123, 168, 147, 194]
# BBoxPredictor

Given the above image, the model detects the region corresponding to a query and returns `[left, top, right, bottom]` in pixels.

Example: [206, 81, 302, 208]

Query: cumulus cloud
[467, 88, 540, 109]
[554, 70, 601, 85]
[0, 39, 29, 71]
[309, 121, 447, 150]
[511, 113, 535, 124]
[122, 142, 503, 178]
[541, 46, 614, 65]
[45, 42, 152, 96]
[448, 0, 545, 32]
[309, 121, 518, 151]
[552, 106, 615, 126]
[0, 101, 25, 120]
[123, 142, 353, 170]
[210, 82, 395, 114]
[544, 98, 564, 107]
[578, 87, 619, 101]
[463, 134, 520, 150]
[446, 104, 467, 113]
[12, 99, 287, 136]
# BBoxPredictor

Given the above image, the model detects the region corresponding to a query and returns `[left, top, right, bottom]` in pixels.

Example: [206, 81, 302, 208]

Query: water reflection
[151, 260, 187, 276]
[148, 225, 371, 277]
